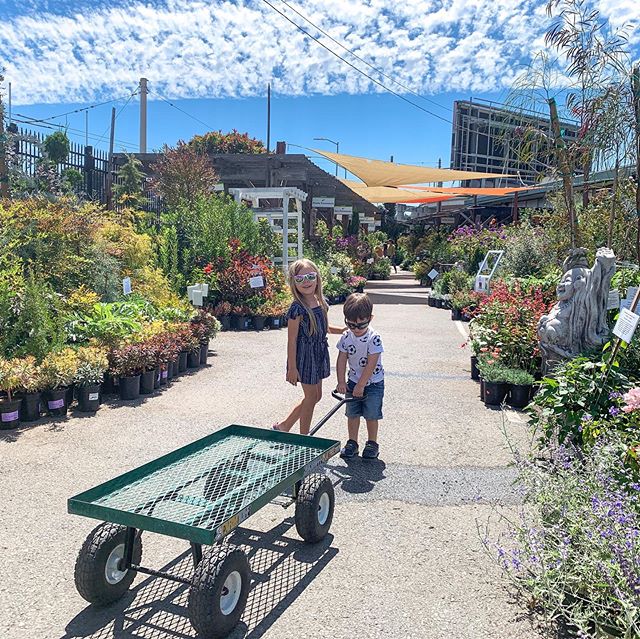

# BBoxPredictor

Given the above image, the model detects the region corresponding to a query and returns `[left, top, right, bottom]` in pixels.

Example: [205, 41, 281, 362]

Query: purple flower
[581, 413, 593, 422]
[609, 391, 623, 400]
[609, 406, 621, 417]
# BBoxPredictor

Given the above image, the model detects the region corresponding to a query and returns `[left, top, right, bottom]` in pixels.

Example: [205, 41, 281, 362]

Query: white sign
[192, 290, 204, 307]
[334, 206, 353, 216]
[249, 275, 265, 289]
[366, 258, 374, 264]
[607, 289, 620, 310]
[213, 183, 225, 192]
[620, 299, 632, 311]
[474, 275, 491, 293]
[312, 197, 335, 208]
[613, 308, 640, 343]
[122, 277, 132, 295]
[330, 266, 339, 274]
[427, 269, 439, 280]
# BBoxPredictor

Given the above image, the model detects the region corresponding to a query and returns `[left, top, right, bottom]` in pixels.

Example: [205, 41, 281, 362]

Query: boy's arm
[336, 351, 348, 394]
[353, 353, 380, 397]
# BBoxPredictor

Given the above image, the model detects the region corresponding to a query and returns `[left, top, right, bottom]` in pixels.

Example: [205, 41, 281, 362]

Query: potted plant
[0, 358, 23, 429]
[191, 309, 221, 362]
[231, 305, 251, 331]
[109, 343, 145, 400]
[40, 348, 78, 416]
[504, 368, 536, 409]
[212, 301, 232, 332]
[15, 356, 45, 422]
[451, 290, 478, 321]
[347, 275, 367, 293]
[246, 297, 268, 331]
[74, 346, 108, 412]
[478, 361, 511, 406]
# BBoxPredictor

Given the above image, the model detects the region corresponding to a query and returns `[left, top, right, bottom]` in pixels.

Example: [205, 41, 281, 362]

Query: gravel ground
[0, 273, 546, 639]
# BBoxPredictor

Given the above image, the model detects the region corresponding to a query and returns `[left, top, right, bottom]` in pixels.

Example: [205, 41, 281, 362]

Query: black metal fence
[6, 124, 165, 216]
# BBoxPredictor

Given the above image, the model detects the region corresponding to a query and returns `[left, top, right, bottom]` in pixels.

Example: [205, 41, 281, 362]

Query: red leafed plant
[469, 280, 553, 371]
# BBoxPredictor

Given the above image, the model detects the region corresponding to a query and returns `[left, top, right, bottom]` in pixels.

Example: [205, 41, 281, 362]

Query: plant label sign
[122, 277, 132, 295]
[607, 289, 620, 310]
[330, 266, 339, 274]
[613, 308, 640, 343]
[249, 275, 264, 289]
[474, 275, 490, 294]
[192, 290, 204, 307]
[620, 299, 632, 311]
[366, 258, 374, 264]
[626, 286, 639, 301]
[427, 269, 439, 280]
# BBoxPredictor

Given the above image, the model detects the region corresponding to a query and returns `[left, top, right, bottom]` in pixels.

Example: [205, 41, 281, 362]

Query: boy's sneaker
[362, 440, 379, 460]
[340, 439, 359, 459]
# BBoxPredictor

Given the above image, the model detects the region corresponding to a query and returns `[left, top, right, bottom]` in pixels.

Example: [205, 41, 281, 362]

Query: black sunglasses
[345, 319, 371, 330]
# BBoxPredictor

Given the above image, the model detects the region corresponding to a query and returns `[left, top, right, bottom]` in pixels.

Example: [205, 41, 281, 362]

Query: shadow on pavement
[329, 457, 387, 494]
[61, 518, 337, 639]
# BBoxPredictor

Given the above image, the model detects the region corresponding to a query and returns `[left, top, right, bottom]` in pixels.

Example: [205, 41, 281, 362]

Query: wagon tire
[74, 523, 142, 605]
[188, 546, 251, 639]
[295, 473, 335, 543]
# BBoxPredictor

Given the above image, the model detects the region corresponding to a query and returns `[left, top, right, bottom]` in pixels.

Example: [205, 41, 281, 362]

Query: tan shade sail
[402, 185, 533, 195]
[341, 180, 457, 204]
[314, 149, 513, 187]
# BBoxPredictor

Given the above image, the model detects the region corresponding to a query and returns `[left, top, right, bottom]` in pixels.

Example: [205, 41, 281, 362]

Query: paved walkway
[0, 273, 544, 639]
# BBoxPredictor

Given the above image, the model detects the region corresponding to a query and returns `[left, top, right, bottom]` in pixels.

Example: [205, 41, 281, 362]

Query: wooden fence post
[84, 145, 94, 196]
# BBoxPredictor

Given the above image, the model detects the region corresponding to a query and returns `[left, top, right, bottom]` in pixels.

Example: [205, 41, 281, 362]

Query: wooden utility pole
[139, 77, 148, 154]
[0, 93, 9, 199]
[106, 107, 116, 210]
[266, 83, 271, 187]
[548, 97, 577, 247]
[632, 66, 640, 263]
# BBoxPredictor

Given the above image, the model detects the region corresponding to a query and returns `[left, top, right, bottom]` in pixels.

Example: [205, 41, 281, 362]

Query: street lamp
[313, 137, 340, 176]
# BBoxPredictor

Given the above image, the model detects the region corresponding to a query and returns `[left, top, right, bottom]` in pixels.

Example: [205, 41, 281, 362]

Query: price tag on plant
[366, 258, 374, 264]
[613, 307, 640, 343]
[607, 289, 620, 310]
[249, 275, 264, 289]
[427, 269, 439, 280]
[122, 277, 132, 295]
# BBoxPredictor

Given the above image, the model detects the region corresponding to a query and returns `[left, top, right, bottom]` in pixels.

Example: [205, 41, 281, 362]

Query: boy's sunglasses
[345, 319, 370, 330]
[293, 273, 317, 283]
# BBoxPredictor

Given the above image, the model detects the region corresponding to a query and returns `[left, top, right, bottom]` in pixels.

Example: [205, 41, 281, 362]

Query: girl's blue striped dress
[286, 300, 330, 385]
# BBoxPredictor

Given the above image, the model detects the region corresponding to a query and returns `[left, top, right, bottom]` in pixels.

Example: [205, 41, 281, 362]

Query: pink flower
[622, 388, 640, 413]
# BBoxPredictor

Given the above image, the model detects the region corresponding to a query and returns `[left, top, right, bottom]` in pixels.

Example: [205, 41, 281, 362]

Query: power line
[12, 95, 136, 124]
[276, 0, 451, 114]
[93, 86, 140, 149]
[260, 0, 452, 125]
[148, 87, 216, 131]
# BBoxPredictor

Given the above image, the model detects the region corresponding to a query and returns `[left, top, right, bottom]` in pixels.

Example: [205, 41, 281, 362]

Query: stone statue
[538, 247, 616, 371]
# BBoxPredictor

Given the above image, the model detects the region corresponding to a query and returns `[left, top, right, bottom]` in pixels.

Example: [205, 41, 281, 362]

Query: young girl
[273, 259, 343, 435]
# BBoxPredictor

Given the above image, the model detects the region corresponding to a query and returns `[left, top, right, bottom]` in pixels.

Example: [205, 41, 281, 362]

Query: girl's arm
[353, 353, 381, 397]
[286, 316, 301, 385]
[336, 351, 348, 394]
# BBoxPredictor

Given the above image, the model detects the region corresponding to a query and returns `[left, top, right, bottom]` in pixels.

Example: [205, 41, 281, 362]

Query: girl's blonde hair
[288, 258, 328, 335]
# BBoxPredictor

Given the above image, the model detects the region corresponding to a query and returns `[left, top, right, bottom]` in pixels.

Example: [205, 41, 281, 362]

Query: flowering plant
[212, 301, 232, 317]
[448, 224, 506, 272]
[74, 346, 109, 386]
[39, 348, 79, 389]
[108, 343, 148, 378]
[347, 276, 367, 292]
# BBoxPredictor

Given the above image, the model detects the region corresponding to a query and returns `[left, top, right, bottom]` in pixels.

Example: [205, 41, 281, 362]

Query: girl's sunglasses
[345, 319, 370, 330]
[293, 273, 317, 283]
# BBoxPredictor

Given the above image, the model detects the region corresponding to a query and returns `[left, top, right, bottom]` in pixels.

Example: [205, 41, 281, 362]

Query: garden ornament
[538, 247, 616, 371]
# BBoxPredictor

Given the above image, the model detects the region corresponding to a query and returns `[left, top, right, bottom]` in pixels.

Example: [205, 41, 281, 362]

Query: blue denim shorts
[346, 380, 384, 420]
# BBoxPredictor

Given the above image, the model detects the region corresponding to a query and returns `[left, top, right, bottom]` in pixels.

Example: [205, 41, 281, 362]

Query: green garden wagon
[68, 393, 349, 639]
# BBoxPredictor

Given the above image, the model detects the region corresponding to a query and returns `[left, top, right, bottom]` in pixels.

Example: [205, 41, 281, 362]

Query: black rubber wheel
[188, 546, 251, 639]
[294, 473, 335, 543]
[74, 523, 142, 605]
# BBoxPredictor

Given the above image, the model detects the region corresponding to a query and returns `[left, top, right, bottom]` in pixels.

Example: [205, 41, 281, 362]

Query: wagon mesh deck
[68, 426, 340, 545]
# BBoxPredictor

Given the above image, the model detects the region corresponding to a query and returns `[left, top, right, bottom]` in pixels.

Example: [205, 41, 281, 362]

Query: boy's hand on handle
[336, 381, 348, 395]
[353, 383, 365, 398]
[286, 368, 300, 386]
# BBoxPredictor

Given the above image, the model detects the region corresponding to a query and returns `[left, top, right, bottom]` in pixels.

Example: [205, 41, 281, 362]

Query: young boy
[336, 293, 384, 459]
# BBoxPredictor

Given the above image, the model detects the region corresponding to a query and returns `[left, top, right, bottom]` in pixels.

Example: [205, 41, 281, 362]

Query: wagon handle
[308, 391, 356, 437]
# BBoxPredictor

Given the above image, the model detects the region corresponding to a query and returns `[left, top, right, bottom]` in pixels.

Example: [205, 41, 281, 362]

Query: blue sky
[1, 0, 638, 173]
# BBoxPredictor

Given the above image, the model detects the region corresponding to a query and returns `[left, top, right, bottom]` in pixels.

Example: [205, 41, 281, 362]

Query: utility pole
[632, 65, 640, 263]
[0, 91, 9, 199]
[266, 83, 271, 187]
[106, 107, 116, 210]
[8, 82, 11, 125]
[139, 77, 148, 154]
[85, 110, 89, 146]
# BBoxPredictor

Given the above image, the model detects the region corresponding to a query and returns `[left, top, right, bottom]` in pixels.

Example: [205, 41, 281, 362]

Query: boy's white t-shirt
[337, 327, 384, 385]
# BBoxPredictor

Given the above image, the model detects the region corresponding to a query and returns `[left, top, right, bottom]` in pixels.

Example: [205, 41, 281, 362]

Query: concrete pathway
[0, 273, 544, 639]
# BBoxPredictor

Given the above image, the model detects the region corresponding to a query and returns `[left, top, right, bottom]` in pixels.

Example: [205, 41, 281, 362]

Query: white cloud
[0, 0, 638, 105]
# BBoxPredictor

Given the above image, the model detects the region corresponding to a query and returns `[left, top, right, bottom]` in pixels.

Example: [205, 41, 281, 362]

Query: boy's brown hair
[343, 293, 373, 321]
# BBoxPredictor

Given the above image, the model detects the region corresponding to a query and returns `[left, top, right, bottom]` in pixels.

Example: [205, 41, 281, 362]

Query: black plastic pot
[232, 315, 251, 331]
[20, 392, 42, 422]
[178, 351, 188, 373]
[253, 316, 267, 331]
[200, 341, 209, 364]
[480, 378, 485, 401]
[154, 368, 161, 389]
[0, 398, 22, 429]
[102, 373, 116, 395]
[171, 359, 180, 377]
[65, 383, 75, 409]
[76, 384, 101, 412]
[166, 361, 174, 381]
[270, 316, 282, 329]
[46, 388, 68, 417]
[187, 350, 201, 369]
[160, 367, 168, 385]
[483, 382, 510, 406]
[451, 308, 461, 321]
[140, 369, 156, 395]
[471, 356, 480, 381]
[509, 384, 533, 409]
[119, 375, 141, 400]
[219, 315, 231, 331]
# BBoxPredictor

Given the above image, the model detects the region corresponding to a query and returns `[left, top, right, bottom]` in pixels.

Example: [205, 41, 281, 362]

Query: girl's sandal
[272, 423, 281, 431]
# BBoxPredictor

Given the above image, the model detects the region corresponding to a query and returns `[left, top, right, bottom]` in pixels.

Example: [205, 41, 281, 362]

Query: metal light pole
[313, 137, 340, 176]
